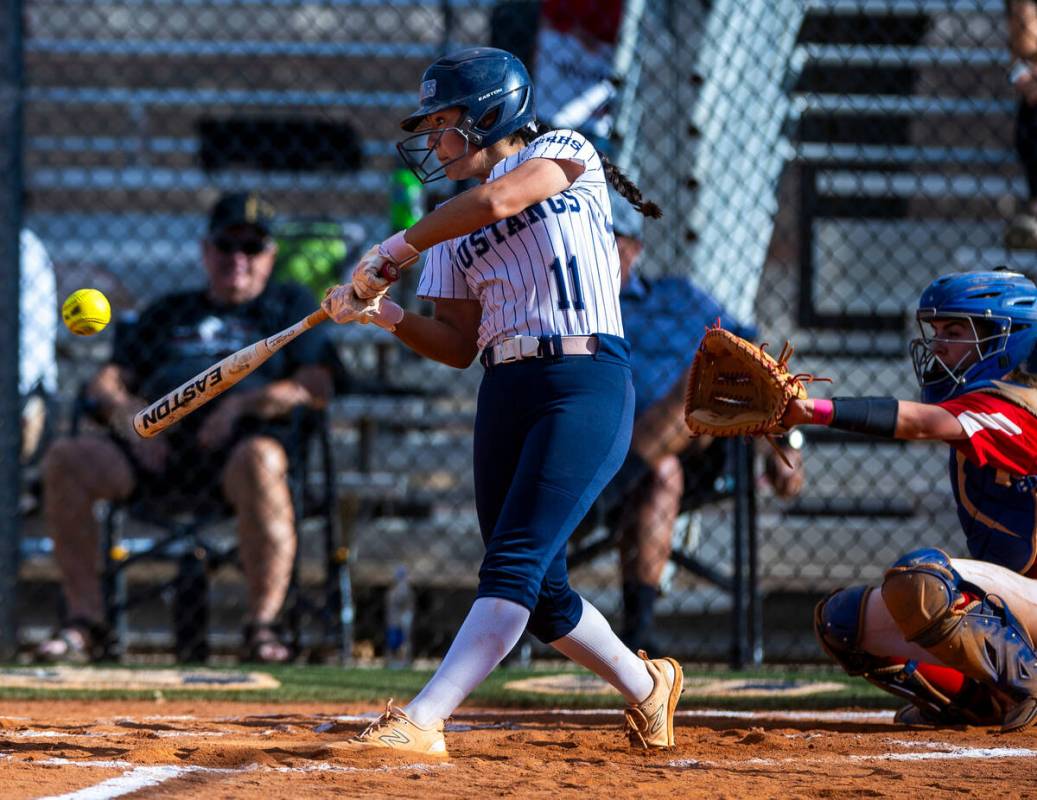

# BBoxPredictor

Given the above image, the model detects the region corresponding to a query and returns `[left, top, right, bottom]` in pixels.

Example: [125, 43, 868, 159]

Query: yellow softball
[62, 288, 111, 336]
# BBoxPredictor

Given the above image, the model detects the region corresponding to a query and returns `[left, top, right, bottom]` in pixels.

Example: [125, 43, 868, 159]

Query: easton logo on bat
[137, 366, 224, 430]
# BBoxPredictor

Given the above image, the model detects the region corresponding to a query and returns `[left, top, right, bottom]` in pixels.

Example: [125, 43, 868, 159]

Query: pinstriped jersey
[416, 128, 625, 350]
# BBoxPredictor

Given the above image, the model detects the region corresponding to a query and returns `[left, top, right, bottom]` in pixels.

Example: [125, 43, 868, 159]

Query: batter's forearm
[404, 159, 576, 251]
[405, 185, 501, 251]
[391, 312, 480, 369]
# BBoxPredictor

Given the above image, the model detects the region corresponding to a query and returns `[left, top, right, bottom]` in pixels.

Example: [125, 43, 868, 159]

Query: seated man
[37, 191, 345, 664]
[599, 190, 803, 653]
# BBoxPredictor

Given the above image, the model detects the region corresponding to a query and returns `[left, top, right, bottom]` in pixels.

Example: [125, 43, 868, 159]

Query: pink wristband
[379, 230, 421, 267]
[811, 398, 834, 425]
[372, 298, 405, 332]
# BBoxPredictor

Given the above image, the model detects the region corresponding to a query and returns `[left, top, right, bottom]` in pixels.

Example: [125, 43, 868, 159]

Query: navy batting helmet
[910, 270, 1037, 402]
[397, 47, 537, 183]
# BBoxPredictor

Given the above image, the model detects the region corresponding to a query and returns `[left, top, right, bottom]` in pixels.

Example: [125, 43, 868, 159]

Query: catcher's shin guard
[814, 585, 1002, 727]
[882, 547, 1037, 732]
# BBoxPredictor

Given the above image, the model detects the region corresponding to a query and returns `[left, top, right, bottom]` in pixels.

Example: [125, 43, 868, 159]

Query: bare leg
[223, 436, 296, 625]
[617, 455, 682, 651]
[859, 588, 944, 665]
[860, 558, 1037, 665]
[952, 559, 1037, 644]
[619, 454, 683, 587]
[42, 435, 135, 623]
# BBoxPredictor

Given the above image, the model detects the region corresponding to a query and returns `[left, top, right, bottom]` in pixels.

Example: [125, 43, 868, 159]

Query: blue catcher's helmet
[397, 47, 537, 183]
[910, 270, 1037, 402]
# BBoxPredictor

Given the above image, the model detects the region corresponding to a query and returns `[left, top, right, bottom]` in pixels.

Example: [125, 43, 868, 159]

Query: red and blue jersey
[937, 383, 1037, 576]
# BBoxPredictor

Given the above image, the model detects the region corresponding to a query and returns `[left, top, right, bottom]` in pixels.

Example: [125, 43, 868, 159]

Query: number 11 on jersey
[550, 255, 585, 311]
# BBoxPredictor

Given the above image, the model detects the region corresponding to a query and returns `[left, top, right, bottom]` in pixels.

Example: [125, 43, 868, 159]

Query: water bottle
[389, 168, 424, 231]
[385, 565, 415, 668]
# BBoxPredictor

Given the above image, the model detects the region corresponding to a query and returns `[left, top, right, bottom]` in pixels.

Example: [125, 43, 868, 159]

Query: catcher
[688, 269, 1037, 731]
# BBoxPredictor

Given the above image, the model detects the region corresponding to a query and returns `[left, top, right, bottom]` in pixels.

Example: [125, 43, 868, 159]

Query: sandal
[241, 622, 291, 664]
[35, 617, 109, 664]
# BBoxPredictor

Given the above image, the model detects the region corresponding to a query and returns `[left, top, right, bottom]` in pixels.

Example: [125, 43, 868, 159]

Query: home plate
[0, 666, 280, 691]
[503, 674, 845, 697]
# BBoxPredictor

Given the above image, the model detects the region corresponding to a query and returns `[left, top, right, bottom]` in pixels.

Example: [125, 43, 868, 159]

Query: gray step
[809, 218, 1009, 318]
[329, 394, 476, 426]
[816, 169, 1022, 199]
[804, 0, 1003, 14]
[794, 94, 1013, 117]
[757, 510, 961, 592]
[797, 43, 1006, 69]
[27, 135, 399, 159]
[351, 516, 484, 587]
[795, 142, 1015, 167]
[33, 0, 498, 9]
[26, 165, 390, 194]
[26, 39, 439, 59]
[27, 86, 413, 109]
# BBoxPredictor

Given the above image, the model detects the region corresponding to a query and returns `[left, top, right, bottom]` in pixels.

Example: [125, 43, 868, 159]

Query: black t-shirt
[113, 281, 343, 449]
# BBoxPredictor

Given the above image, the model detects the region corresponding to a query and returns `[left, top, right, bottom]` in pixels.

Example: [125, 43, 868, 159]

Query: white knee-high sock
[550, 596, 654, 704]
[404, 596, 529, 727]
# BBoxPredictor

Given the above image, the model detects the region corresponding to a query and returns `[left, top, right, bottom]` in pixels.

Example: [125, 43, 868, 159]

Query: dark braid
[515, 122, 663, 220]
[599, 153, 662, 220]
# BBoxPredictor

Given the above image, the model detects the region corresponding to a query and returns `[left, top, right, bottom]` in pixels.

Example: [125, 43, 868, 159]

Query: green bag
[273, 220, 349, 304]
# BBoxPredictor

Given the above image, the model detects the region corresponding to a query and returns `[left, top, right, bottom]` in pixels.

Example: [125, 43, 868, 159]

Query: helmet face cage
[910, 310, 1011, 402]
[396, 126, 472, 184]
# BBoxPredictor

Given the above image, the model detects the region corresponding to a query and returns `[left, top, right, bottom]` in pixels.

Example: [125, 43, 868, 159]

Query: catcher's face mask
[910, 311, 1010, 401]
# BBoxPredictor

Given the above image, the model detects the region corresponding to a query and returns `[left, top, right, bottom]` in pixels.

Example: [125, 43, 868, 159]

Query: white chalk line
[2, 729, 233, 739]
[29, 758, 454, 800]
[668, 738, 1037, 770]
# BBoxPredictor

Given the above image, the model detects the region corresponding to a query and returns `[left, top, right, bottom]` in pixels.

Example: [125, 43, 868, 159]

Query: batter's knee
[814, 585, 879, 675]
[881, 547, 960, 646]
[525, 586, 583, 643]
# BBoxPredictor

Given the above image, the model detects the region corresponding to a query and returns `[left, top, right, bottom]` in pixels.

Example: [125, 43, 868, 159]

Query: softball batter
[322, 46, 682, 756]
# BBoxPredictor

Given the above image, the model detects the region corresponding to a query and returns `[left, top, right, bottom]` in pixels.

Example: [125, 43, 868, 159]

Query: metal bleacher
[752, 0, 1014, 611]
[17, 0, 501, 655]
[20, 1, 496, 286]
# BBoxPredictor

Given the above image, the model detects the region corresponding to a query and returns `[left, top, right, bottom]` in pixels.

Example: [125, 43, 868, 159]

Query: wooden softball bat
[133, 262, 402, 438]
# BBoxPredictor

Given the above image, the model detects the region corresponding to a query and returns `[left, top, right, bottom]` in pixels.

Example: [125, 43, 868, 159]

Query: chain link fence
[4, 0, 1029, 666]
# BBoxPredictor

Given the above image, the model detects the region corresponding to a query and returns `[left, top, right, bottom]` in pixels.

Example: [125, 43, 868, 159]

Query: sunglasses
[210, 235, 271, 256]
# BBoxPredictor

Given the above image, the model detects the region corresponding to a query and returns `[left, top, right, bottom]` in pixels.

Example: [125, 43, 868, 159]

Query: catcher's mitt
[684, 323, 829, 447]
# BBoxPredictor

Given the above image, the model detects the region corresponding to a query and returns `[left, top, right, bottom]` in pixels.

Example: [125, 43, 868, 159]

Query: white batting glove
[321, 284, 381, 325]
[351, 231, 421, 300]
[321, 286, 406, 332]
[351, 245, 392, 300]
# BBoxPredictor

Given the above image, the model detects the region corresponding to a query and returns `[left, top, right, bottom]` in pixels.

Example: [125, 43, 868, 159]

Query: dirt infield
[2, 700, 1035, 799]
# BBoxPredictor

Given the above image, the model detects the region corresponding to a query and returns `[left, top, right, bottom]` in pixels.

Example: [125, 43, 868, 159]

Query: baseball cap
[608, 186, 643, 241]
[207, 191, 276, 236]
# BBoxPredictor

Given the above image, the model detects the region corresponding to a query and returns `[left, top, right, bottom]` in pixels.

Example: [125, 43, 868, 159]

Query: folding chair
[568, 437, 736, 590]
[69, 391, 350, 663]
